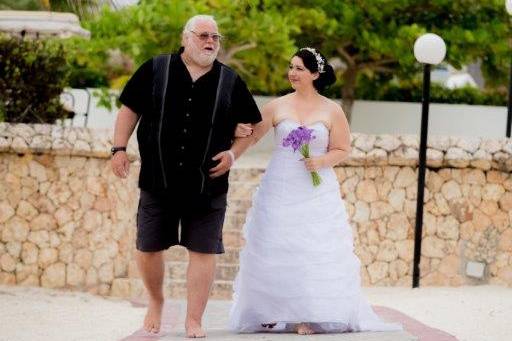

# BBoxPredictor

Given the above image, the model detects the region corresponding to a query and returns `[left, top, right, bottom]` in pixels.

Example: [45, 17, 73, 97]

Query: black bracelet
[111, 146, 127, 156]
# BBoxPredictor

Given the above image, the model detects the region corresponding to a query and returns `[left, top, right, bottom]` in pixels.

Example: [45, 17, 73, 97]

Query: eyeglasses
[189, 30, 223, 42]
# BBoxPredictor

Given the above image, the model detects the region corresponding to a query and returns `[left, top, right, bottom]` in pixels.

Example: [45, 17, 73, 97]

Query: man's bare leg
[136, 250, 165, 333]
[185, 250, 216, 338]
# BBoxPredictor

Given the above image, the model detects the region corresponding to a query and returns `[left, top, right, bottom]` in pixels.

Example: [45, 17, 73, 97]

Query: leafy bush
[0, 36, 72, 123]
[0, 100, 5, 122]
[0, 0, 42, 10]
[67, 60, 109, 88]
[60, 0, 297, 95]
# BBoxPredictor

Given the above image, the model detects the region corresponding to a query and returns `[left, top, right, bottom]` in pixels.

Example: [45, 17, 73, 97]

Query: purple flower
[282, 126, 316, 152]
[281, 126, 322, 187]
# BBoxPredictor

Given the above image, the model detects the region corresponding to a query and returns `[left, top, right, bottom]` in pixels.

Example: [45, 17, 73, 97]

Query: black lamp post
[412, 33, 447, 288]
[506, 0, 512, 137]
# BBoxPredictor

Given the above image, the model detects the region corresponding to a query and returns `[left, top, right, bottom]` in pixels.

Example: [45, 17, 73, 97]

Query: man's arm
[111, 105, 139, 178]
[208, 129, 256, 179]
[209, 101, 275, 178]
[229, 131, 258, 160]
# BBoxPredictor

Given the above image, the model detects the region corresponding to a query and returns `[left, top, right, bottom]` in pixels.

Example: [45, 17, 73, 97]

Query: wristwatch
[111, 146, 127, 156]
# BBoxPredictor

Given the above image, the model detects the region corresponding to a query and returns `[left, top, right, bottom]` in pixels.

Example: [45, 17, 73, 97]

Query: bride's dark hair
[293, 48, 336, 92]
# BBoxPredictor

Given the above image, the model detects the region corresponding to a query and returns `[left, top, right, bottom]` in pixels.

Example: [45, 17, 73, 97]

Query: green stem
[311, 171, 322, 186]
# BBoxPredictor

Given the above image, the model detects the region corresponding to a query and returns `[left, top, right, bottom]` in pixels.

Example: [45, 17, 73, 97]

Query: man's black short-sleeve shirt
[118, 51, 262, 196]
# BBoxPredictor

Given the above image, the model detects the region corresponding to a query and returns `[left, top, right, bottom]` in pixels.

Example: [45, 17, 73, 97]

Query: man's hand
[111, 152, 130, 178]
[234, 123, 253, 138]
[209, 151, 234, 178]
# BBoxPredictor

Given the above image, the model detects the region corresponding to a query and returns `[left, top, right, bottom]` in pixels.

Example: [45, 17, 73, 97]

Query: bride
[228, 47, 402, 334]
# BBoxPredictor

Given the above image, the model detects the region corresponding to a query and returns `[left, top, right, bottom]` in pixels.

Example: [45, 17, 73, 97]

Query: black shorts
[136, 190, 227, 254]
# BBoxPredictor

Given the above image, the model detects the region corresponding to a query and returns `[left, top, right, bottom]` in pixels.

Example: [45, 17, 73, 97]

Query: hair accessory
[300, 47, 325, 73]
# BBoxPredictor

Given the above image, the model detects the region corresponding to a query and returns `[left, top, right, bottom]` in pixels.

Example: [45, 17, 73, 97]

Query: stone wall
[0, 123, 140, 295]
[338, 133, 512, 287]
[0, 123, 511, 299]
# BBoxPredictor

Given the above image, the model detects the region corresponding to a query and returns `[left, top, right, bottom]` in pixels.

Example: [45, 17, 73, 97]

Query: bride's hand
[304, 157, 324, 172]
[234, 123, 253, 137]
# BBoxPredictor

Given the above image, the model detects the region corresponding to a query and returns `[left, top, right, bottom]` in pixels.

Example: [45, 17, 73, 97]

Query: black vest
[136, 54, 237, 197]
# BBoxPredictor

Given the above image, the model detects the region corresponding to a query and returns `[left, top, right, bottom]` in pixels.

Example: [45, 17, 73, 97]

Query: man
[111, 15, 261, 338]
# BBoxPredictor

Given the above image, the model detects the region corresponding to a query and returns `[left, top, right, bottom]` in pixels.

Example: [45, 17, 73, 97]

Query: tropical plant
[63, 0, 297, 94]
[280, 0, 510, 120]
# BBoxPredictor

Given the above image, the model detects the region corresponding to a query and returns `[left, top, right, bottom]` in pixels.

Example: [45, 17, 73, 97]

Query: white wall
[350, 100, 508, 138]
[60, 88, 118, 130]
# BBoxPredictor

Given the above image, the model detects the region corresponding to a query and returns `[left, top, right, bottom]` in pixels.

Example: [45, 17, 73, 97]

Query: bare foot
[143, 298, 163, 334]
[297, 323, 314, 335]
[185, 320, 206, 338]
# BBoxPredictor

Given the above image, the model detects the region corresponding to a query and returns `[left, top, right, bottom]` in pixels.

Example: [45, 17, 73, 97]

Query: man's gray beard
[188, 42, 218, 67]
[190, 53, 217, 67]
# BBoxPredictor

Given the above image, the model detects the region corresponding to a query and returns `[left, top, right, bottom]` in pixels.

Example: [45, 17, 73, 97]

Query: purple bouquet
[282, 126, 322, 186]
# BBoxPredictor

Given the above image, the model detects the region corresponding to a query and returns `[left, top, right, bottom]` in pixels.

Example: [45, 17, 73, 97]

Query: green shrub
[67, 60, 109, 88]
[0, 100, 5, 122]
[0, 36, 71, 123]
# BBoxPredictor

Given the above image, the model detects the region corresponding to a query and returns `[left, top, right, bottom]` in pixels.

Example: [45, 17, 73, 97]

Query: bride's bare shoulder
[273, 93, 294, 105]
[318, 96, 346, 124]
[263, 93, 292, 111]
[319, 96, 339, 109]
[320, 97, 343, 114]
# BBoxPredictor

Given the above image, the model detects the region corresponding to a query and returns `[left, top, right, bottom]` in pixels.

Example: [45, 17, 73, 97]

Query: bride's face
[288, 56, 318, 90]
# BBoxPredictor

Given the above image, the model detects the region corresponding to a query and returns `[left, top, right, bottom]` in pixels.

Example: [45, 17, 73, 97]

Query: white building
[0, 10, 89, 39]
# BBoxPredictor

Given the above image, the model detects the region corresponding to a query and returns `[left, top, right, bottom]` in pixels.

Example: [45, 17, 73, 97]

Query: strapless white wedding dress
[228, 119, 402, 333]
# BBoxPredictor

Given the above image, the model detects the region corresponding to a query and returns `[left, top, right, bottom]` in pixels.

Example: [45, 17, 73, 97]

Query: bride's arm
[304, 105, 351, 171]
[229, 100, 275, 159]
[251, 101, 275, 143]
[323, 105, 352, 166]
